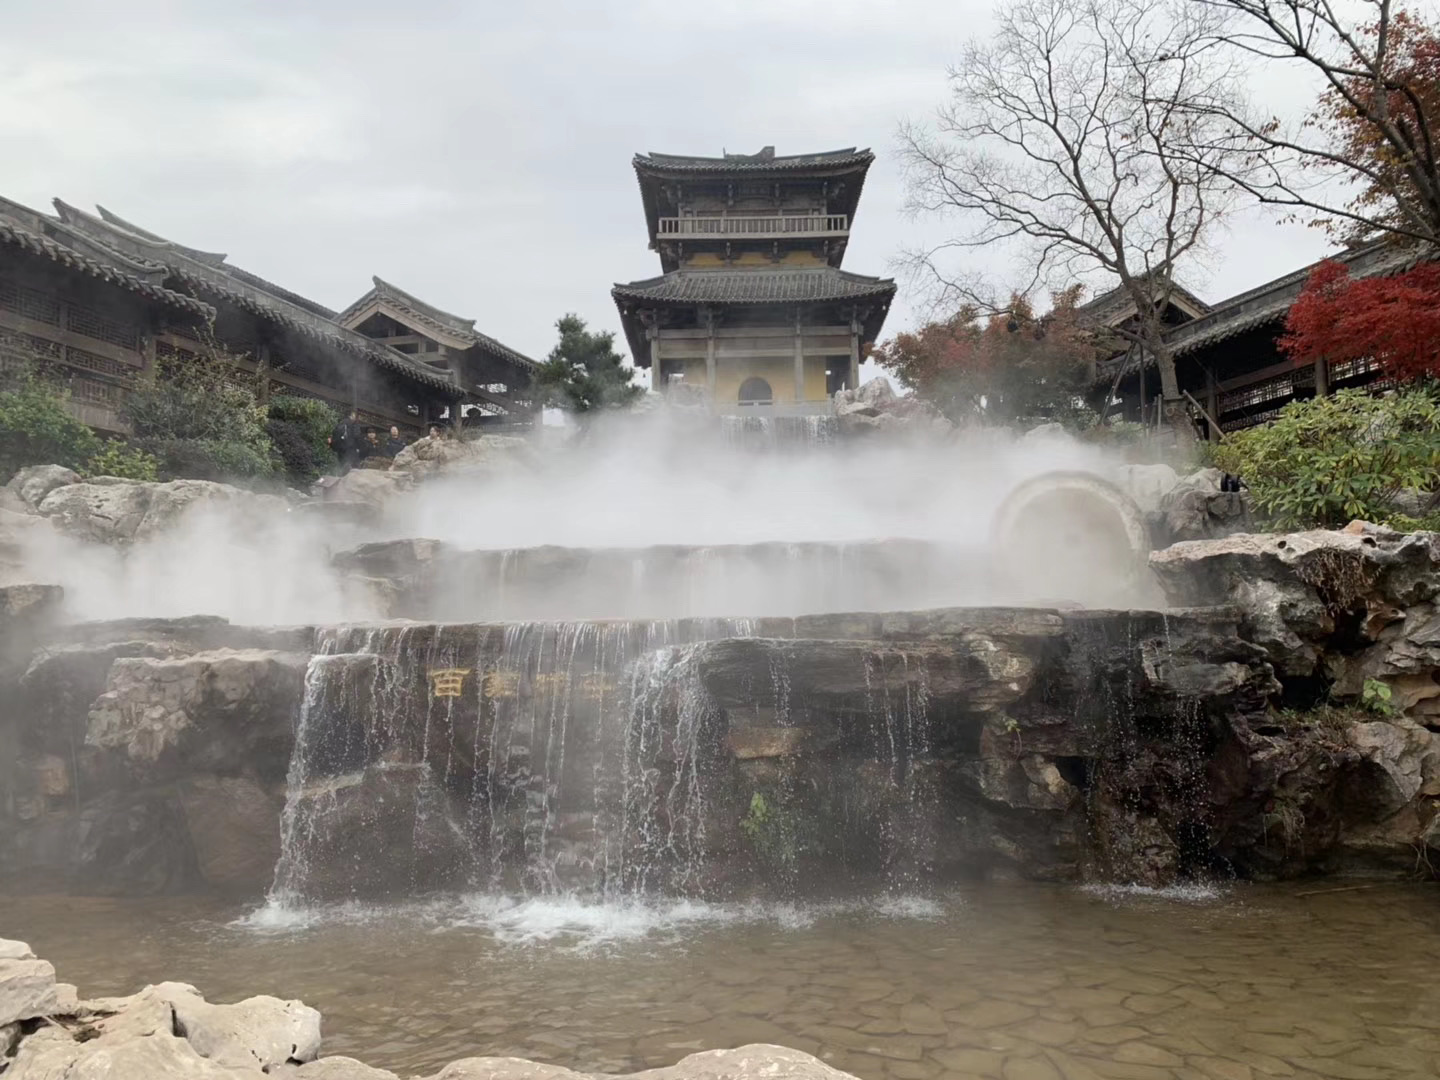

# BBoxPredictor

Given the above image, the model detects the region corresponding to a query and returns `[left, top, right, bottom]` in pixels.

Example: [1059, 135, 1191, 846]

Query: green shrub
[1213, 386, 1440, 529]
[0, 374, 101, 481]
[85, 440, 159, 481]
[122, 351, 277, 482]
[265, 395, 338, 486]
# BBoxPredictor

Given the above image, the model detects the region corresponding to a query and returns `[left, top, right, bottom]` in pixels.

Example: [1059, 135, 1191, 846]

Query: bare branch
[897, 0, 1246, 415]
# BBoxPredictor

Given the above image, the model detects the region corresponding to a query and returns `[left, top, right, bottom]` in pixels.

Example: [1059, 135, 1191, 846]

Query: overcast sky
[3, 0, 1339, 379]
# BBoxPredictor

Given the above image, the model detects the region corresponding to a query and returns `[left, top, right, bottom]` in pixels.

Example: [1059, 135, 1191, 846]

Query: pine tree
[534, 314, 643, 412]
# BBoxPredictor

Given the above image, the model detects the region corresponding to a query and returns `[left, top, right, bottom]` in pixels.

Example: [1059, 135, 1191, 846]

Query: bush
[0, 374, 101, 481]
[121, 351, 277, 483]
[266, 395, 338, 486]
[1213, 386, 1440, 529]
[85, 440, 159, 481]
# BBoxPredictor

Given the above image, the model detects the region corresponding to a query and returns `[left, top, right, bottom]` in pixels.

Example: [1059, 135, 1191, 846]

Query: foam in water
[238, 891, 950, 949]
[1079, 882, 1227, 904]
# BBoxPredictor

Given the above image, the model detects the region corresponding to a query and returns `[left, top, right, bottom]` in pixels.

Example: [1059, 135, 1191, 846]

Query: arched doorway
[738, 376, 773, 406]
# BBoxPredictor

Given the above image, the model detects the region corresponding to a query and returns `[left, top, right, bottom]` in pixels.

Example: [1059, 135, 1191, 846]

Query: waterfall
[719, 414, 839, 450]
[264, 614, 954, 910]
[266, 619, 753, 908]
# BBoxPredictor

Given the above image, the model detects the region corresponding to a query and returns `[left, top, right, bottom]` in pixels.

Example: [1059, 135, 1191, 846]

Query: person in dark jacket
[384, 425, 407, 457]
[328, 410, 365, 473]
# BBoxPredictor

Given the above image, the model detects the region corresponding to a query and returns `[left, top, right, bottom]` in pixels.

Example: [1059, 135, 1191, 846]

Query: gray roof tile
[612, 267, 896, 305]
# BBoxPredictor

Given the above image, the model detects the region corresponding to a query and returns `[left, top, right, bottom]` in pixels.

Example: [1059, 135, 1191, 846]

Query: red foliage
[1280, 260, 1440, 381]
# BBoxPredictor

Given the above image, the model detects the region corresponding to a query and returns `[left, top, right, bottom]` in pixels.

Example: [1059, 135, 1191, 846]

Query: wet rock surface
[35, 478, 289, 545]
[7, 527, 1440, 898]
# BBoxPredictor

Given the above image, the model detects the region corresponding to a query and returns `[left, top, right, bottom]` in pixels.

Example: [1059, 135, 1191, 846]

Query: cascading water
[266, 619, 757, 910]
[718, 414, 838, 450]
[262, 614, 954, 913]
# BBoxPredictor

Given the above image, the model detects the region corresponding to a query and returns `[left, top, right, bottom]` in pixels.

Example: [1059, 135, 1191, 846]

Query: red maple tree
[1280, 260, 1440, 381]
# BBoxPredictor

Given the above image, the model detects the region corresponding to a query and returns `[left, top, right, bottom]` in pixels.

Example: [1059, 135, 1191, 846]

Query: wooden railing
[657, 215, 848, 238]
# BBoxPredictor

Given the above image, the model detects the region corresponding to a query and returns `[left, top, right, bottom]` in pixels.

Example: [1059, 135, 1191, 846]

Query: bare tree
[1193, 0, 1440, 247]
[898, 0, 1249, 431]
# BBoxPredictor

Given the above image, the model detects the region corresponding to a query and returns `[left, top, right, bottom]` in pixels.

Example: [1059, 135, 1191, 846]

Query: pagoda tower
[613, 146, 895, 415]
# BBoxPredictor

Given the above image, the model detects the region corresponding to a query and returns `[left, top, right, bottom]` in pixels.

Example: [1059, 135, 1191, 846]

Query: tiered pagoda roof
[612, 266, 895, 306]
[631, 146, 875, 252]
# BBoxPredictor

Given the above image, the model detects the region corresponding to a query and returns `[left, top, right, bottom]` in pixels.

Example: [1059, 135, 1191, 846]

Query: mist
[16, 417, 1157, 626]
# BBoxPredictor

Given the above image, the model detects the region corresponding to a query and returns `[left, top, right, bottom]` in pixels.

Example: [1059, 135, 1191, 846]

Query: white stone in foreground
[0, 947, 58, 1027]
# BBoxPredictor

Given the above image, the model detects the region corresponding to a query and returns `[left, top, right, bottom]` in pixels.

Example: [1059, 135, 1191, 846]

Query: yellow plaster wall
[663, 356, 834, 404]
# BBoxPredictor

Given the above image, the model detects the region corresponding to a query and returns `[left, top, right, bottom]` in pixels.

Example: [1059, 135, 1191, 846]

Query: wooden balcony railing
[657, 215, 849, 239]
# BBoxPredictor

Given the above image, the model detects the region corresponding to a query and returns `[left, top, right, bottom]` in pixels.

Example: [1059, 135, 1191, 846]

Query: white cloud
[0, 0, 1340, 365]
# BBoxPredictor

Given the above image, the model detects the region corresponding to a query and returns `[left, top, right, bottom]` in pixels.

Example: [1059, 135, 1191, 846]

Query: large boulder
[36, 479, 288, 546]
[832, 379, 954, 438]
[323, 468, 411, 509]
[390, 434, 535, 481]
[4, 465, 80, 513]
[1156, 467, 1251, 542]
[0, 940, 58, 1027]
[86, 649, 308, 782]
[1150, 529, 1440, 677]
[5, 979, 320, 1079]
[178, 776, 283, 894]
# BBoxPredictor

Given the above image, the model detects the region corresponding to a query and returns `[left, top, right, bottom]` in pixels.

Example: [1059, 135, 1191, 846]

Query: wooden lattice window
[65, 345, 136, 381]
[65, 305, 140, 350]
[68, 377, 123, 405]
[0, 277, 62, 325]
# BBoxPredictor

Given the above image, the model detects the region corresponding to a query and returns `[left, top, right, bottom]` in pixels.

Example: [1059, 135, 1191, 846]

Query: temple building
[1098, 239, 1422, 435]
[612, 147, 896, 415]
[0, 196, 537, 435]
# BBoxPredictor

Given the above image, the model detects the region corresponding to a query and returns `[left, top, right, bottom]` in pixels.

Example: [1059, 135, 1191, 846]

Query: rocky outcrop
[390, 434, 536, 481]
[3, 465, 79, 513]
[35, 478, 289, 546]
[1154, 467, 1252, 543]
[832, 379, 954, 438]
[1150, 527, 1440, 678]
[0, 939, 58, 1028]
[0, 938, 855, 1080]
[1, 620, 310, 895]
[87, 648, 307, 779]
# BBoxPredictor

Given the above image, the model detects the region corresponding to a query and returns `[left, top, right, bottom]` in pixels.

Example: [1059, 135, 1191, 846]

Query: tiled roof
[1076, 277, 1211, 325]
[635, 148, 873, 174]
[612, 267, 896, 305]
[338, 276, 538, 372]
[1166, 240, 1428, 358]
[50, 201, 462, 393]
[0, 216, 214, 319]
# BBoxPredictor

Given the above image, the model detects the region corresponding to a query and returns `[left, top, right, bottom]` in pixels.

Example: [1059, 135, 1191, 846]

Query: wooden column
[704, 311, 717, 399]
[793, 310, 805, 404]
[1205, 371, 1219, 442]
[848, 314, 861, 391]
[649, 331, 662, 396]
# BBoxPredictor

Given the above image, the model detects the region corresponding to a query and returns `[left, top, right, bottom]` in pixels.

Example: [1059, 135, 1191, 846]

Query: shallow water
[5, 883, 1439, 1078]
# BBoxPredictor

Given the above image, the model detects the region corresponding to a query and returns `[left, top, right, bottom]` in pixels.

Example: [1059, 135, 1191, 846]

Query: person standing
[384, 425, 407, 457]
[329, 409, 365, 473]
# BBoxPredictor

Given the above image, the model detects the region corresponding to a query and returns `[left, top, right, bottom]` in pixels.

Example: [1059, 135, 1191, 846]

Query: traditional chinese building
[1099, 240, 1421, 435]
[612, 147, 896, 415]
[0, 196, 537, 435]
